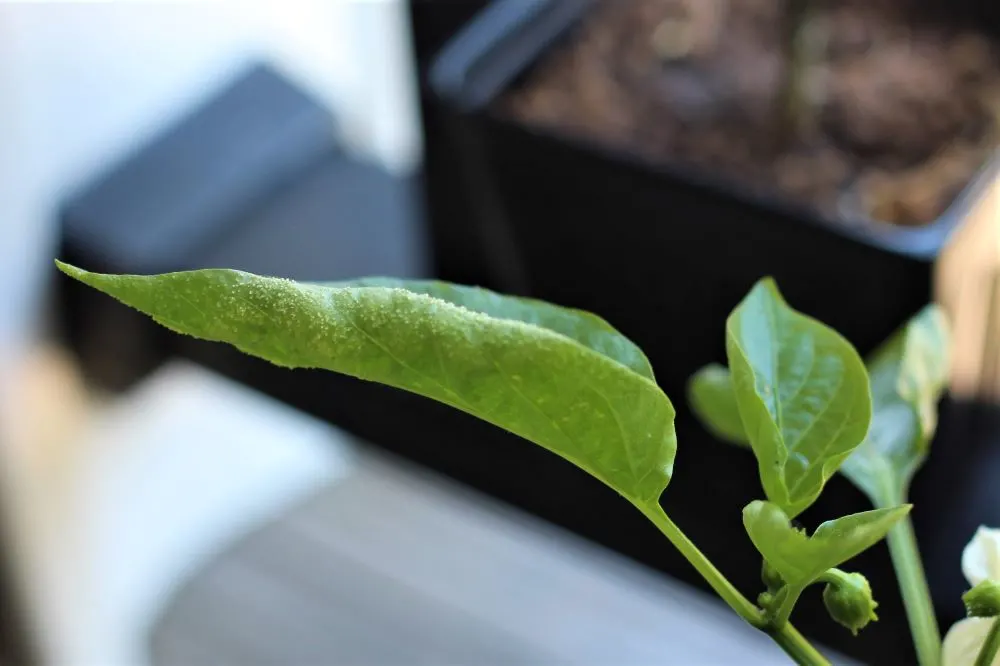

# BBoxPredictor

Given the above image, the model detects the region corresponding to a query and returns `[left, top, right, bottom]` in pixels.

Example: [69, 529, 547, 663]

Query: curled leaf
[742, 500, 910, 589]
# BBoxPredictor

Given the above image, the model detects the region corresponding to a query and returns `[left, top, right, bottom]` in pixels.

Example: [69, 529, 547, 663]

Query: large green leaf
[725, 279, 871, 517]
[56, 262, 675, 504]
[840, 305, 949, 502]
[318, 277, 655, 380]
[743, 500, 911, 589]
[687, 363, 747, 445]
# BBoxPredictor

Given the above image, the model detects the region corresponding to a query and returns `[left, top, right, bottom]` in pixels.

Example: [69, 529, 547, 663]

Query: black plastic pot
[427, 2, 1000, 662]
[431, 0, 999, 399]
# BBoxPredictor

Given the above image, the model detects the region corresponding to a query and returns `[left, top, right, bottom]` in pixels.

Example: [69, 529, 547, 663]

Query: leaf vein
[339, 306, 474, 413]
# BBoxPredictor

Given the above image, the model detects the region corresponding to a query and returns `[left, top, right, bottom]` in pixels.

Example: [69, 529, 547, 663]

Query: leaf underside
[56, 262, 676, 505]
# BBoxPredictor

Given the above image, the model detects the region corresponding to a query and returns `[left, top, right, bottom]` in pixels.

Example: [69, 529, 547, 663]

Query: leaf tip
[54, 259, 82, 278]
[55, 260, 103, 288]
[754, 276, 788, 303]
[742, 499, 769, 522]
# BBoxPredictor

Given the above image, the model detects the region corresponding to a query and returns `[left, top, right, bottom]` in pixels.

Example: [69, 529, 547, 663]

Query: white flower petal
[963, 527, 1000, 586]
[943, 618, 1000, 666]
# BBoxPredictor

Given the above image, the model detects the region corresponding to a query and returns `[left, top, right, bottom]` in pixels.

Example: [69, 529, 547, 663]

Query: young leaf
[840, 305, 950, 502]
[689, 306, 949, 506]
[56, 263, 676, 504]
[320, 277, 655, 380]
[688, 363, 749, 446]
[743, 500, 911, 589]
[726, 279, 871, 517]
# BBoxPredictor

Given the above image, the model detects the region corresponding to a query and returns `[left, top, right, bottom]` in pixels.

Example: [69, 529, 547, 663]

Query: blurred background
[3, 0, 1000, 664]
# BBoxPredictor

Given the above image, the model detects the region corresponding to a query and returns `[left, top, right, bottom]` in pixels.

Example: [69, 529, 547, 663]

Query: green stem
[772, 585, 806, 629]
[875, 476, 942, 666]
[638, 503, 830, 665]
[771, 623, 830, 666]
[778, 0, 821, 144]
[975, 617, 1000, 666]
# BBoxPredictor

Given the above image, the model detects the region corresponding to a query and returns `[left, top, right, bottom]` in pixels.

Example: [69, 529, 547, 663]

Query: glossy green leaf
[689, 305, 949, 507]
[688, 363, 748, 445]
[840, 305, 949, 502]
[726, 279, 872, 517]
[56, 262, 676, 504]
[743, 500, 911, 589]
[318, 277, 655, 380]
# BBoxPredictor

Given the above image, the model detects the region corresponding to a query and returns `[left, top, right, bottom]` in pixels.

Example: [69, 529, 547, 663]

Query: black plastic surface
[62, 63, 337, 274]
[55, 62, 431, 391]
[426, 3, 1000, 663]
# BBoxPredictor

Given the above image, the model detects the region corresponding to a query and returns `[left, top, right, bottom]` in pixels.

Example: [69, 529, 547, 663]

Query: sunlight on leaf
[320, 277, 655, 380]
[56, 262, 676, 505]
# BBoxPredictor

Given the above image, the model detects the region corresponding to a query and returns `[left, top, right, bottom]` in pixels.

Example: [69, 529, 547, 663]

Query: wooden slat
[935, 165, 1000, 399]
[150, 450, 844, 665]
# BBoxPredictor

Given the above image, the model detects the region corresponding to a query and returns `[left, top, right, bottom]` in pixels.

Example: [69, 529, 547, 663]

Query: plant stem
[875, 476, 942, 666]
[638, 503, 830, 665]
[778, 0, 822, 145]
[772, 585, 806, 629]
[771, 623, 830, 666]
[975, 618, 1000, 666]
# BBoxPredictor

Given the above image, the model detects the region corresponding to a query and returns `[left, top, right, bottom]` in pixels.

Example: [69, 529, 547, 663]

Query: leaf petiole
[637, 503, 830, 665]
[638, 502, 763, 626]
[770, 584, 806, 629]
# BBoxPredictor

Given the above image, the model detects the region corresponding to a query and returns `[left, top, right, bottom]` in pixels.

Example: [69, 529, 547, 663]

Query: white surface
[13, 361, 353, 666]
[0, 6, 419, 661]
[0, 0, 420, 353]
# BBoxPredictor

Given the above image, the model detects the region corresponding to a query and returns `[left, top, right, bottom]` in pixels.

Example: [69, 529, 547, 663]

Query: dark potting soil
[501, 0, 1000, 227]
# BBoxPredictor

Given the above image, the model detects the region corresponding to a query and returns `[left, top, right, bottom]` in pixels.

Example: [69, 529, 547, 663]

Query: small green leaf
[841, 305, 950, 502]
[743, 500, 911, 589]
[56, 262, 676, 504]
[320, 277, 655, 380]
[688, 363, 749, 446]
[726, 279, 872, 516]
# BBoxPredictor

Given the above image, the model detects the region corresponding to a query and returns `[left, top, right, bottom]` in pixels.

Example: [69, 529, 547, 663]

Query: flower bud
[822, 571, 878, 636]
[757, 590, 776, 612]
[761, 560, 784, 592]
[964, 580, 1000, 618]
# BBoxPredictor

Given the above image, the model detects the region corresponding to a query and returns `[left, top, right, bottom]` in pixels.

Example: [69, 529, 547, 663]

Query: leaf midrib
[785, 371, 849, 499]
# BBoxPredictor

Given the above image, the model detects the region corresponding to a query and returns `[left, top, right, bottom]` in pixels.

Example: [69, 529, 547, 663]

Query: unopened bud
[762, 560, 784, 592]
[822, 570, 878, 636]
